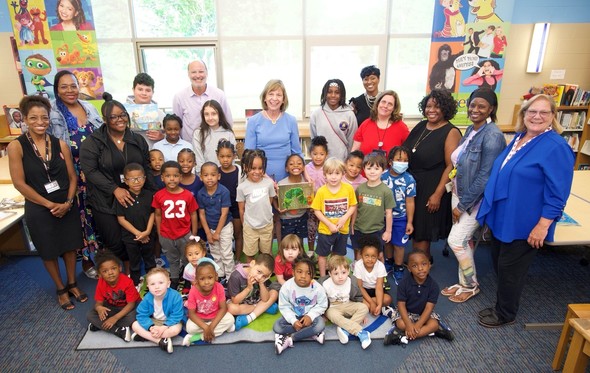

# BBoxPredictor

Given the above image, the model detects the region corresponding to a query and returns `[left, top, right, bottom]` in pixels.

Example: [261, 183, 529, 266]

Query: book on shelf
[580, 140, 590, 156]
[561, 84, 578, 106]
[543, 84, 564, 106]
[562, 133, 580, 152]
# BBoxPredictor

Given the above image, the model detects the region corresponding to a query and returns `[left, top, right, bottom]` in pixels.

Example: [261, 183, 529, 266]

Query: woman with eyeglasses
[80, 93, 155, 272]
[49, 70, 103, 279]
[476, 94, 574, 328]
[8, 96, 87, 311]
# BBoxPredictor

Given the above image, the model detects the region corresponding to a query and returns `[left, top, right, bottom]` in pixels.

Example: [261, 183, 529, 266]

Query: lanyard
[26, 132, 52, 182]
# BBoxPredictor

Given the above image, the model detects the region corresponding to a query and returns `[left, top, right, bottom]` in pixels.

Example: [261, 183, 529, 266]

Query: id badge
[120, 174, 125, 183]
[45, 180, 60, 194]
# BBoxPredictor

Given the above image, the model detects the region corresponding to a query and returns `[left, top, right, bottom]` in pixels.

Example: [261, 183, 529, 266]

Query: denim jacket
[455, 121, 506, 214]
[48, 99, 103, 143]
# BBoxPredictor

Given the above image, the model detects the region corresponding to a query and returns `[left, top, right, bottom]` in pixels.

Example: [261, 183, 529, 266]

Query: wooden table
[0, 184, 31, 256]
[0, 156, 11, 184]
[563, 318, 590, 373]
[549, 194, 590, 246]
[571, 170, 590, 203]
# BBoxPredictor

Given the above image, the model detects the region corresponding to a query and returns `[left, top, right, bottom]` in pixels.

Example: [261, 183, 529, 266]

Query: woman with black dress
[403, 89, 462, 259]
[8, 96, 88, 310]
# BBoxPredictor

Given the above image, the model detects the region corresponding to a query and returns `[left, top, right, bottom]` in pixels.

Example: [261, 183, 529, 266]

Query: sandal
[67, 282, 89, 303]
[441, 284, 462, 296]
[449, 286, 480, 303]
[57, 287, 75, 310]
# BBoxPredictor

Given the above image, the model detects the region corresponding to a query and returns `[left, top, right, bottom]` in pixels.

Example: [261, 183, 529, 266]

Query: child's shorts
[243, 222, 273, 257]
[316, 232, 348, 256]
[281, 211, 308, 239]
[351, 230, 384, 252]
[390, 217, 408, 247]
[391, 308, 441, 323]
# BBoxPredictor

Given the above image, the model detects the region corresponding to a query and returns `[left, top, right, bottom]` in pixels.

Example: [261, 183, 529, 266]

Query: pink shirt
[305, 162, 326, 192]
[187, 282, 226, 320]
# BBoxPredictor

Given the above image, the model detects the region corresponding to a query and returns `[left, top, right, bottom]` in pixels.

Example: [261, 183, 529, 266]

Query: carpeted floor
[1, 241, 589, 372]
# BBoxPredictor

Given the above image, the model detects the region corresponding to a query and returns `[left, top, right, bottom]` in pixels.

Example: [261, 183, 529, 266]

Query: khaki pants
[325, 301, 369, 335]
[186, 312, 235, 337]
[242, 221, 273, 257]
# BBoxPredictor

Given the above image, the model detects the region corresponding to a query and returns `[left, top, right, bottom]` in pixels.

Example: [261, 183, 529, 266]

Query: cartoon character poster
[6, 0, 103, 101]
[428, 0, 515, 125]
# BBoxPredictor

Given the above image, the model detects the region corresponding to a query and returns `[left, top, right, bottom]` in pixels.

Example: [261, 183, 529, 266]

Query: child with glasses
[116, 163, 157, 287]
[153, 114, 193, 161]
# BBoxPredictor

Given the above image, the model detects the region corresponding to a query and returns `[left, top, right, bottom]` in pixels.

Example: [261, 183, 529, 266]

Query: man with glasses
[172, 60, 233, 141]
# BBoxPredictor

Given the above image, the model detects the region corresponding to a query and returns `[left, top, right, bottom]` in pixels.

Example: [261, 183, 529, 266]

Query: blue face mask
[392, 161, 408, 174]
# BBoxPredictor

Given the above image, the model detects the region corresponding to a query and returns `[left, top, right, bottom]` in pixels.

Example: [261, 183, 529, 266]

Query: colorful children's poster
[124, 104, 161, 131]
[51, 30, 99, 67]
[70, 67, 104, 99]
[45, 0, 95, 31]
[7, 0, 52, 49]
[19, 49, 57, 99]
[278, 183, 314, 211]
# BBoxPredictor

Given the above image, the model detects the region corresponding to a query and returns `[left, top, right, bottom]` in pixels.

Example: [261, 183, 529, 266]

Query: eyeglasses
[525, 110, 552, 118]
[125, 176, 146, 183]
[109, 113, 129, 121]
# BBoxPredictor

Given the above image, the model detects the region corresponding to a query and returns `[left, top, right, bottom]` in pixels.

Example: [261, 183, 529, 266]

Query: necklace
[412, 127, 433, 153]
[376, 120, 391, 148]
[264, 110, 282, 124]
[108, 130, 124, 144]
[364, 93, 377, 109]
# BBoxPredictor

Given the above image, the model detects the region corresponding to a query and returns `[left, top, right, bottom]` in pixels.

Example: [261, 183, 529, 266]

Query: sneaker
[219, 277, 228, 287]
[234, 315, 249, 331]
[182, 333, 202, 346]
[383, 276, 391, 291]
[382, 306, 395, 319]
[434, 324, 455, 341]
[306, 250, 315, 258]
[336, 327, 349, 344]
[131, 332, 147, 342]
[115, 326, 132, 342]
[159, 338, 173, 353]
[87, 323, 100, 332]
[384, 259, 394, 274]
[312, 331, 325, 345]
[393, 268, 405, 285]
[265, 303, 279, 315]
[155, 258, 165, 268]
[274, 334, 293, 355]
[383, 326, 403, 346]
[358, 330, 372, 349]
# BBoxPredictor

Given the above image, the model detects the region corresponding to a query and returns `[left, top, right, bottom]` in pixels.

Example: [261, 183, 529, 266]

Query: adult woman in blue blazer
[476, 94, 574, 328]
[441, 88, 506, 303]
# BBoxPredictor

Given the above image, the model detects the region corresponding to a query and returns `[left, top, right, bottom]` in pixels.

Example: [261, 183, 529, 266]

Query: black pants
[124, 237, 156, 285]
[93, 210, 127, 261]
[491, 236, 538, 322]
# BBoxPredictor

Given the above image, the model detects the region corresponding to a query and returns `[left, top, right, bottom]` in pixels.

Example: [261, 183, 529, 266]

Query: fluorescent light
[526, 23, 551, 73]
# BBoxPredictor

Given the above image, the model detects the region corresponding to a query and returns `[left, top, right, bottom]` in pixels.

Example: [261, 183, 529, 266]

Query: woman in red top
[351, 90, 409, 156]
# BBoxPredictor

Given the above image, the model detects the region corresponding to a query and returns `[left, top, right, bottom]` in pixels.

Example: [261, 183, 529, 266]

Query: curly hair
[418, 89, 458, 121]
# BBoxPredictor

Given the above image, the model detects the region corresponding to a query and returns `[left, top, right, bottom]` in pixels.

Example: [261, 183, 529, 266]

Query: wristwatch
[66, 198, 75, 205]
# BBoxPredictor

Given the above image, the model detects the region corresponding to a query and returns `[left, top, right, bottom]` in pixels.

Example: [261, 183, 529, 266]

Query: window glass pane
[390, 0, 436, 34]
[91, 0, 132, 39]
[132, 0, 216, 38]
[386, 38, 431, 117]
[309, 45, 379, 114]
[218, 0, 302, 36]
[306, 0, 387, 35]
[98, 42, 136, 103]
[140, 46, 217, 109]
[222, 40, 303, 120]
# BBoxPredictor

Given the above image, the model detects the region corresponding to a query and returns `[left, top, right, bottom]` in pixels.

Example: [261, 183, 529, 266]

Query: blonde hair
[260, 79, 289, 111]
[323, 157, 346, 175]
[327, 255, 350, 272]
[516, 94, 563, 134]
[145, 267, 170, 282]
[278, 234, 304, 263]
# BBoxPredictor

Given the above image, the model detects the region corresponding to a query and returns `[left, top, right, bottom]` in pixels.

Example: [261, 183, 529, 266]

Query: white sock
[247, 312, 257, 323]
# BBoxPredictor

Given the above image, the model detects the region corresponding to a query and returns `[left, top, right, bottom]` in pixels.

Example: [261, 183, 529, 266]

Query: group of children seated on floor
[86, 139, 453, 354]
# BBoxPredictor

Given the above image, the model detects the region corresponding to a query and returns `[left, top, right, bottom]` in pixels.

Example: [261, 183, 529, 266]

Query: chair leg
[552, 309, 573, 370]
[562, 331, 589, 373]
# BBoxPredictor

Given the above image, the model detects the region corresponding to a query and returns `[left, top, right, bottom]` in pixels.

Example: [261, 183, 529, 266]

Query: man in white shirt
[477, 25, 495, 59]
[172, 60, 233, 141]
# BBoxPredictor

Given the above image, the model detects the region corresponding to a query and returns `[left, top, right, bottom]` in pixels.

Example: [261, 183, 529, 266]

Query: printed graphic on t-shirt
[358, 193, 382, 207]
[105, 289, 127, 308]
[249, 187, 269, 204]
[162, 199, 187, 218]
[324, 197, 348, 219]
[196, 295, 218, 315]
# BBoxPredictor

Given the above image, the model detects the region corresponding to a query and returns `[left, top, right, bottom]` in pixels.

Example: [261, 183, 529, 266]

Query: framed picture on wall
[3, 105, 25, 135]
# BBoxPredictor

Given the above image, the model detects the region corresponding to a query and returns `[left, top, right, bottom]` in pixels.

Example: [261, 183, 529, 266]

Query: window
[132, 0, 216, 38]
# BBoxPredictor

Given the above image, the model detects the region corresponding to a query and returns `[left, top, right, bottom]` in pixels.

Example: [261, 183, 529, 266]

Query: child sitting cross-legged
[86, 250, 140, 342]
[183, 260, 235, 346]
[383, 249, 454, 345]
[131, 268, 184, 353]
[227, 253, 279, 331]
[354, 235, 393, 317]
[273, 257, 328, 355]
[318, 255, 371, 349]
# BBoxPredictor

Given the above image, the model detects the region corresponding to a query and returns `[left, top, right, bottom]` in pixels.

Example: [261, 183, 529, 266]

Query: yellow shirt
[311, 182, 357, 235]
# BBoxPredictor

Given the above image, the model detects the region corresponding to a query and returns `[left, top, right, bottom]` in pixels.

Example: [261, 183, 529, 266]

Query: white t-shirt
[353, 260, 387, 289]
[322, 277, 351, 303]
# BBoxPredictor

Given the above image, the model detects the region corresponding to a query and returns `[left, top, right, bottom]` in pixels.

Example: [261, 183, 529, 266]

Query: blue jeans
[273, 316, 325, 341]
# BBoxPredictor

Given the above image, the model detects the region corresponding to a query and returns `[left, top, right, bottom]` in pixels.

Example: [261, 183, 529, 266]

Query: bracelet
[66, 198, 74, 205]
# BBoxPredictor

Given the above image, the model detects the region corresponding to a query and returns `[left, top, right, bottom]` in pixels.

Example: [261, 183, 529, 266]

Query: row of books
[562, 133, 580, 152]
[557, 110, 586, 130]
[542, 84, 590, 107]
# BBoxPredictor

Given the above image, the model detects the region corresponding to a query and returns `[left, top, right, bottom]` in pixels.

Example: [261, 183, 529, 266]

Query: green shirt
[354, 181, 395, 233]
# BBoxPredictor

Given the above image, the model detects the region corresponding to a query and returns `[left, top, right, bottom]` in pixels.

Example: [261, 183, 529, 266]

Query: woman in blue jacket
[476, 94, 574, 327]
[441, 88, 506, 303]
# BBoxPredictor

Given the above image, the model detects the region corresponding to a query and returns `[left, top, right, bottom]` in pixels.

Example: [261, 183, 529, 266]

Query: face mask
[392, 161, 408, 174]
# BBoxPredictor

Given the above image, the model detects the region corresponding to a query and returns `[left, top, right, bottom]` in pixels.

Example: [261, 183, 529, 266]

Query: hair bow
[189, 235, 201, 242]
